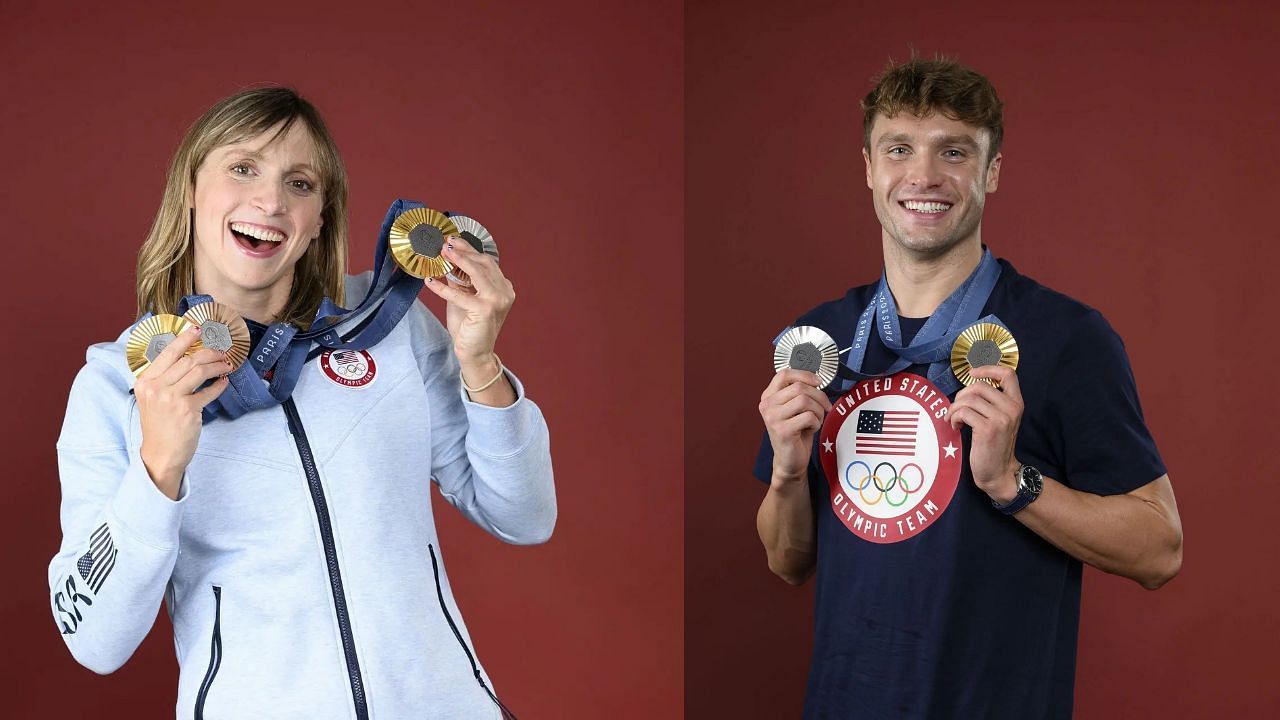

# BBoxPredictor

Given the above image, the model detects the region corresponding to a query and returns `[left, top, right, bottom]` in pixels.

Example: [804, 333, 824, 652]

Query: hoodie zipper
[428, 543, 518, 720]
[194, 585, 222, 720]
[283, 398, 369, 720]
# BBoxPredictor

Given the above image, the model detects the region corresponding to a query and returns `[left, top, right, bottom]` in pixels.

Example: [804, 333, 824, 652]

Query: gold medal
[388, 207, 461, 279]
[773, 325, 840, 390]
[126, 314, 195, 376]
[951, 322, 1019, 387]
[445, 214, 499, 287]
[183, 301, 251, 371]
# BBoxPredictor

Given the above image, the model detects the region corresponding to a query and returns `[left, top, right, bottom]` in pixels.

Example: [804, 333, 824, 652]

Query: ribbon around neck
[772, 249, 1007, 397]
[174, 198, 429, 423]
[842, 248, 1004, 396]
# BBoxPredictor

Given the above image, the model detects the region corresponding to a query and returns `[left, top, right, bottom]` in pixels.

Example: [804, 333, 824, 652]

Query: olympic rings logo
[843, 461, 925, 507]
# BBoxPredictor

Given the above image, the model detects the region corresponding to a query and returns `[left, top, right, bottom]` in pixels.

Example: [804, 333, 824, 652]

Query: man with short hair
[754, 58, 1182, 719]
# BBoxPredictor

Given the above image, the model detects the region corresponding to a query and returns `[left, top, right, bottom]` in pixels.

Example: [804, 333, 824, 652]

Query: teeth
[230, 222, 286, 243]
[903, 201, 952, 214]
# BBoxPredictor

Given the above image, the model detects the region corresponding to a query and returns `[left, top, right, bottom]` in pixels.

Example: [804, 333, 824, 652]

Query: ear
[985, 151, 1002, 193]
[863, 147, 873, 190]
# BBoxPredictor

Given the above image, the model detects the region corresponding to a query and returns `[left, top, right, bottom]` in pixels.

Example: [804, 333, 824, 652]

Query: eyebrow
[217, 147, 318, 174]
[876, 133, 981, 151]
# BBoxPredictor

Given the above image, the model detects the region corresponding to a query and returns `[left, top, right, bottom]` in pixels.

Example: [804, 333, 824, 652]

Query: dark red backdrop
[686, 1, 1279, 718]
[0, 1, 681, 718]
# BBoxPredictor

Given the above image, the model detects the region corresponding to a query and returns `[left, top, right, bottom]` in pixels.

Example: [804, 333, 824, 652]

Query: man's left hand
[948, 364, 1023, 504]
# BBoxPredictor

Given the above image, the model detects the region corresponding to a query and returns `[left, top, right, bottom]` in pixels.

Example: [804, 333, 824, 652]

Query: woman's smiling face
[191, 120, 325, 314]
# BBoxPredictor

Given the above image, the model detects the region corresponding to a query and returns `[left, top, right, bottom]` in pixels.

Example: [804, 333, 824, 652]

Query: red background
[0, 1, 682, 718]
[687, 1, 1279, 718]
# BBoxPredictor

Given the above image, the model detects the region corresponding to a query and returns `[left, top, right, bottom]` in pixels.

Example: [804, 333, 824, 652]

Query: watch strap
[993, 464, 1040, 515]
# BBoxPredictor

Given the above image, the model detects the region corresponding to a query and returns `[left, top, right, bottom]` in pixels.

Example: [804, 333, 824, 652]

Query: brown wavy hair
[135, 87, 348, 327]
[861, 57, 1004, 162]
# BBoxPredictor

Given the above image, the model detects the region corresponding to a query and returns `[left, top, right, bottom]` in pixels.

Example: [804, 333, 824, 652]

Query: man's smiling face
[863, 111, 1001, 259]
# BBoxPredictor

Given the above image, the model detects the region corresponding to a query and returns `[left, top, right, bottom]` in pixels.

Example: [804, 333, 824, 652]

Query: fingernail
[445, 243, 454, 251]
[191, 325, 201, 333]
[426, 277, 434, 283]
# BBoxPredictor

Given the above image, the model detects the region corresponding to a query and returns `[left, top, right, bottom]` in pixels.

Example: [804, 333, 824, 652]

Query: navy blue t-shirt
[753, 259, 1165, 720]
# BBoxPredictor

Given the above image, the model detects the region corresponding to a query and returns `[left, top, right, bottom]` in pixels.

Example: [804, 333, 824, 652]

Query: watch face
[1020, 465, 1044, 494]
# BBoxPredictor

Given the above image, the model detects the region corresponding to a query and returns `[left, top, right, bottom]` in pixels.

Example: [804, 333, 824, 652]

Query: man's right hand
[757, 368, 829, 585]
[135, 324, 232, 500]
[758, 368, 832, 483]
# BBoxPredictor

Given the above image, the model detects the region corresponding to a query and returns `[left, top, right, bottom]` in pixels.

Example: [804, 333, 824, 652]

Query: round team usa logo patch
[820, 372, 961, 544]
[319, 349, 378, 388]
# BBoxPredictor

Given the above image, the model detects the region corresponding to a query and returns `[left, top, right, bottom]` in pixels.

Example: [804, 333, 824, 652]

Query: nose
[252, 180, 288, 215]
[905, 153, 945, 189]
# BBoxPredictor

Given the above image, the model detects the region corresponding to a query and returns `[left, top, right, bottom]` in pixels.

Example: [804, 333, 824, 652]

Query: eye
[229, 162, 255, 177]
[942, 149, 967, 161]
[288, 178, 317, 193]
[887, 146, 910, 157]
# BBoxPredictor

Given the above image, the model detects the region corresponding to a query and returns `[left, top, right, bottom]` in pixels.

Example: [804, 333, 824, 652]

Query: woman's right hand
[135, 325, 232, 499]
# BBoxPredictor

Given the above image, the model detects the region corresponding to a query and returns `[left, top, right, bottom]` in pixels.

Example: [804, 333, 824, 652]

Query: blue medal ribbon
[773, 249, 1007, 396]
[166, 198, 430, 423]
[843, 248, 1004, 396]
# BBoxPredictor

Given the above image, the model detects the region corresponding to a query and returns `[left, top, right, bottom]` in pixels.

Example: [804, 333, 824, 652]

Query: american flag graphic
[333, 350, 363, 364]
[76, 523, 117, 594]
[855, 409, 920, 457]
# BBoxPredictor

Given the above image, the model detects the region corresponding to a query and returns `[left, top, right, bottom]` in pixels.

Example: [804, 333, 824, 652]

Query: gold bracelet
[460, 354, 504, 393]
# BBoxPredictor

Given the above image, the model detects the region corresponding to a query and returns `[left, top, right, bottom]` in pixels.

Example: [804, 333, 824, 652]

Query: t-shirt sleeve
[1047, 310, 1166, 495]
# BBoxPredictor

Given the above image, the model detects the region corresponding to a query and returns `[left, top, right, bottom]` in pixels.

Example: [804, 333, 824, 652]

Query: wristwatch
[993, 464, 1043, 515]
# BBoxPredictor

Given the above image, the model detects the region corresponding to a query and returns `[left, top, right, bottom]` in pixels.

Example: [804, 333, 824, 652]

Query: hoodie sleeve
[407, 302, 557, 545]
[48, 343, 187, 674]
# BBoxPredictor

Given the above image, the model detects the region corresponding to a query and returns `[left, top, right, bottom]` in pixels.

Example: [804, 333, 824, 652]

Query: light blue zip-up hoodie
[48, 275, 556, 719]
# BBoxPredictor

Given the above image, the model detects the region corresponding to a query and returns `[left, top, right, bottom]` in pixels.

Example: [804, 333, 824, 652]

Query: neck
[193, 274, 293, 325]
[881, 236, 983, 318]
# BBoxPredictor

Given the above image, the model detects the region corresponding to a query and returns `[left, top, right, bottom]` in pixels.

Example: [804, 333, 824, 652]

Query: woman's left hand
[422, 236, 516, 402]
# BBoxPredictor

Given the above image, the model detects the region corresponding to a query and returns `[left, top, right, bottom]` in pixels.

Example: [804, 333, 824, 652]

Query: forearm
[434, 375, 557, 545]
[52, 449, 184, 672]
[1010, 474, 1182, 590]
[950, 365, 1181, 590]
[756, 474, 817, 585]
[454, 424, 556, 545]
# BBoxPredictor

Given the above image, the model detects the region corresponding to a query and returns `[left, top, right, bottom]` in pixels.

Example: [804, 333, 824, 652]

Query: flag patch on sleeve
[77, 523, 118, 594]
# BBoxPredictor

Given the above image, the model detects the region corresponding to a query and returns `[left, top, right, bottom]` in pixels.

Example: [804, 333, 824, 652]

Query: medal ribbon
[173, 198, 430, 423]
[840, 248, 1003, 395]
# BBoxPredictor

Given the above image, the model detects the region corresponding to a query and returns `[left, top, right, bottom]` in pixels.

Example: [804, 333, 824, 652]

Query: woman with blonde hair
[48, 86, 555, 719]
